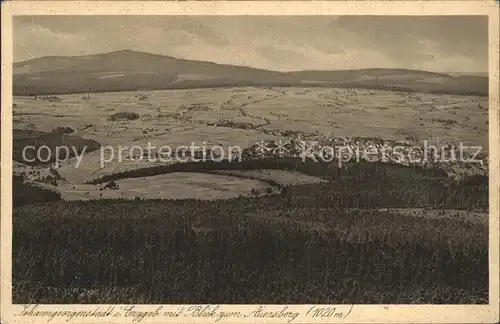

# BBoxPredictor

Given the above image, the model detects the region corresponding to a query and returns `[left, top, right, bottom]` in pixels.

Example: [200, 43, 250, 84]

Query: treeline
[89, 157, 448, 184]
[13, 129, 101, 165]
[14, 155, 488, 211]
[14, 77, 488, 97]
[87, 156, 490, 210]
[13, 175, 61, 207]
[281, 175, 488, 211]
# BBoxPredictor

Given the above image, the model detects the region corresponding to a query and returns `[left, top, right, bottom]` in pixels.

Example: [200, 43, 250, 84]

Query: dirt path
[237, 88, 287, 129]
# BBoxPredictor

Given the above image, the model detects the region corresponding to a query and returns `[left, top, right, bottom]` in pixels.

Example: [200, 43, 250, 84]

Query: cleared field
[40, 172, 273, 201]
[13, 86, 488, 149]
[210, 169, 326, 186]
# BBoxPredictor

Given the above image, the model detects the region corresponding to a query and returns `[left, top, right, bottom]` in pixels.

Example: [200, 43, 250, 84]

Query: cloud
[14, 22, 89, 60]
[13, 16, 488, 73]
[333, 16, 488, 72]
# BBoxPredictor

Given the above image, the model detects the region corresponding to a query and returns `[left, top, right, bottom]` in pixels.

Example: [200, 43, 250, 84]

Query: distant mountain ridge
[13, 50, 488, 96]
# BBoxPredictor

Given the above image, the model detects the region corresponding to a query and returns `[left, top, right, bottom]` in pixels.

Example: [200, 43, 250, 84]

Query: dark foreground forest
[12, 163, 488, 304]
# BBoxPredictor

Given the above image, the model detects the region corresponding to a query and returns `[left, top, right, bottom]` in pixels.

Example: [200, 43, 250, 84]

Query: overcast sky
[14, 15, 488, 73]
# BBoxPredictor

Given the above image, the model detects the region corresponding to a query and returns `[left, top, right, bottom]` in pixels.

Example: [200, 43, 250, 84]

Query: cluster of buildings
[242, 134, 488, 175]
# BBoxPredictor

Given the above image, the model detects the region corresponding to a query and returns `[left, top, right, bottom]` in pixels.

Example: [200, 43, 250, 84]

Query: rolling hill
[13, 50, 488, 96]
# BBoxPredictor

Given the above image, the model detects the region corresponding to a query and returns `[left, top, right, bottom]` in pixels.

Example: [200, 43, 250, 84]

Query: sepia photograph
[1, 1, 499, 323]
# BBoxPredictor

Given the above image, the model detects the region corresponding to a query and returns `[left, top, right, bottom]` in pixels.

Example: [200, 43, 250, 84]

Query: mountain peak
[103, 49, 145, 56]
[99, 49, 177, 60]
[109, 49, 134, 54]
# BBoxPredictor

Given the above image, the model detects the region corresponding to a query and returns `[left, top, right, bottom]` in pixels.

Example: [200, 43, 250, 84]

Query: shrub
[52, 127, 74, 134]
[108, 112, 140, 121]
